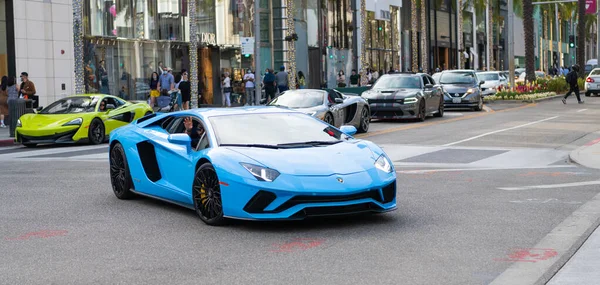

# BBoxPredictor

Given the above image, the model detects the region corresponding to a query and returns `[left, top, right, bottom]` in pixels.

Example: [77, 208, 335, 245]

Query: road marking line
[490, 192, 600, 285]
[497, 181, 600, 191]
[576, 109, 588, 112]
[442, 116, 559, 146]
[356, 103, 537, 138]
[483, 105, 495, 113]
[396, 165, 576, 174]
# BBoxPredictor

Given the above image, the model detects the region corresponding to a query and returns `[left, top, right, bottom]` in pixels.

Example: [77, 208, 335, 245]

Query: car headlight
[16, 119, 22, 127]
[375, 154, 393, 173]
[241, 163, 280, 182]
[466, 88, 475, 94]
[63, 118, 83, 126]
[404, 97, 418, 104]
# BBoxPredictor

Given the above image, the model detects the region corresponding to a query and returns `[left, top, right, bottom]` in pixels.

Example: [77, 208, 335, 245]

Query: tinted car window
[372, 75, 422, 89]
[269, 90, 325, 108]
[439, 72, 476, 84]
[40, 96, 99, 114]
[209, 113, 349, 146]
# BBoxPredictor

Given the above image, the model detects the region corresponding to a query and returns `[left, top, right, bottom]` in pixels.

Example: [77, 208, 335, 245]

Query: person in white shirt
[222, 72, 232, 107]
[243, 69, 255, 106]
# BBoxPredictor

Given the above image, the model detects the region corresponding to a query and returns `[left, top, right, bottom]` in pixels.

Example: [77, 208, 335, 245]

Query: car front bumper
[368, 102, 420, 119]
[219, 170, 397, 220]
[15, 126, 85, 144]
[444, 94, 480, 108]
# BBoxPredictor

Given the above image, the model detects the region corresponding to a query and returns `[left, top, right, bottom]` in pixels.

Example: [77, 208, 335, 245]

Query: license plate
[452, 98, 462, 103]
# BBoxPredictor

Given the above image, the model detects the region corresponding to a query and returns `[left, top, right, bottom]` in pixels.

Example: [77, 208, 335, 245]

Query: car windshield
[39, 96, 99, 114]
[269, 91, 324, 108]
[439, 72, 476, 84]
[477, 73, 500, 81]
[372, 75, 421, 89]
[209, 113, 349, 146]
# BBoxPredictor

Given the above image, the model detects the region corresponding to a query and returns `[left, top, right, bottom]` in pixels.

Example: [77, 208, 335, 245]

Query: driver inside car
[183, 117, 206, 148]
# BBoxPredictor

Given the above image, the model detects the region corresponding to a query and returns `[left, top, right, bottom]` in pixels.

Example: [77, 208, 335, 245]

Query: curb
[568, 138, 600, 170]
[0, 139, 15, 147]
[490, 192, 600, 285]
[484, 94, 564, 104]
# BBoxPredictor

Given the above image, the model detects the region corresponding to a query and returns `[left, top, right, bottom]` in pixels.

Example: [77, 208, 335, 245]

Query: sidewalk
[0, 127, 14, 147]
[546, 139, 600, 284]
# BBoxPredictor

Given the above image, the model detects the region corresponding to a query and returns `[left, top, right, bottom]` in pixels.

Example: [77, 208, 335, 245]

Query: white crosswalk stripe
[0, 144, 108, 162]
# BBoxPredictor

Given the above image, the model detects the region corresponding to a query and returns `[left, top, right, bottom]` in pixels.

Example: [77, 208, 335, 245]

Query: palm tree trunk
[523, 0, 535, 82]
[577, 0, 585, 77]
[412, 0, 419, 71]
[458, 0, 463, 69]
[421, 0, 428, 72]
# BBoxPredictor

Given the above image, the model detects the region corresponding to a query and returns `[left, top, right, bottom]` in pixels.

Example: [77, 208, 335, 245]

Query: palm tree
[412, 0, 419, 71]
[421, 0, 428, 72]
[523, 0, 535, 81]
[577, 0, 585, 77]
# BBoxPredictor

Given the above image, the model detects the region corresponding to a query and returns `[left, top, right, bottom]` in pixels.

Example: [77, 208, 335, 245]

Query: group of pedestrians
[0, 72, 36, 128]
[148, 67, 191, 111]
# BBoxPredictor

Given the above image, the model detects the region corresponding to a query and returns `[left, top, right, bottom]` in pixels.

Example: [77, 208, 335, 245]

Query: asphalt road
[1, 98, 600, 284]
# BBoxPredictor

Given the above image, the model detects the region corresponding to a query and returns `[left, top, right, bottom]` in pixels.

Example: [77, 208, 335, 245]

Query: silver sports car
[269, 89, 371, 133]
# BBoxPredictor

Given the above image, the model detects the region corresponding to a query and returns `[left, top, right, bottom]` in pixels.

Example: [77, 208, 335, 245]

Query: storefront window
[328, 0, 352, 49]
[365, 11, 397, 74]
[83, 0, 189, 100]
[0, 0, 8, 77]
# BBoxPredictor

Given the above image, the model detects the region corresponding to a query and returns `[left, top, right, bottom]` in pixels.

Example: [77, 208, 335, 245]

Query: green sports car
[15, 94, 153, 147]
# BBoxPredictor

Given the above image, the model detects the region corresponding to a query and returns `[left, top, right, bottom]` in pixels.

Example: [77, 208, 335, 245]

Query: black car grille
[449, 93, 465, 97]
[290, 203, 382, 218]
[17, 129, 79, 143]
[243, 181, 397, 215]
[368, 99, 403, 104]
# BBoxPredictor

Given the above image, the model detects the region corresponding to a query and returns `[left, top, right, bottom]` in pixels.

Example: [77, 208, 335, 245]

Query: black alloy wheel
[433, 97, 444, 117]
[585, 92, 591, 97]
[88, 118, 106, 145]
[417, 101, 426, 122]
[358, 107, 370, 133]
[324, 113, 335, 126]
[193, 163, 225, 226]
[109, 143, 135, 199]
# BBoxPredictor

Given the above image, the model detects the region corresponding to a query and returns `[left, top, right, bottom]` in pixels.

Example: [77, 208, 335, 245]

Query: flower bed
[484, 92, 558, 102]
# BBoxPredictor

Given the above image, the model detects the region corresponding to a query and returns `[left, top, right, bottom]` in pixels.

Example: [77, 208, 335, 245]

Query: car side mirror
[35, 106, 43, 112]
[425, 84, 433, 89]
[479, 81, 485, 85]
[334, 98, 344, 104]
[105, 104, 116, 112]
[340, 125, 357, 136]
[168, 133, 192, 146]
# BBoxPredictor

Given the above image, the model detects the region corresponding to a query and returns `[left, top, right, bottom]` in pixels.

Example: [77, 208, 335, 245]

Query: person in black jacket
[563, 65, 584, 104]
[179, 71, 191, 110]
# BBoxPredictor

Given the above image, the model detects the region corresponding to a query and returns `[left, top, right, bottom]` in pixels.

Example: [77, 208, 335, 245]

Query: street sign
[241, 37, 255, 55]
[587, 0, 596, 14]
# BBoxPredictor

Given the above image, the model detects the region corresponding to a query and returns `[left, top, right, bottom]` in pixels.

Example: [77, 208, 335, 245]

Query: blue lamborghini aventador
[108, 107, 397, 225]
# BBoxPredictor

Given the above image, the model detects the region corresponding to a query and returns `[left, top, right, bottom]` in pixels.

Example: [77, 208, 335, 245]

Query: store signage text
[201, 33, 216, 45]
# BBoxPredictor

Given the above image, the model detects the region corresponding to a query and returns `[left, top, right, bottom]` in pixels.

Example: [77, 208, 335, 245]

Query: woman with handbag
[222, 72, 232, 107]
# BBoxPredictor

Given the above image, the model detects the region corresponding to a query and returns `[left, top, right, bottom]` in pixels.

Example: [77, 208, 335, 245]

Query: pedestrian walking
[158, 66, 174, 96]
[297, 71, 306, 89]
[276, 66, 289, 93]
[178, 71, 191, 110]
[98, 60, 109, 94]
[222, 72, 232, 107]
[349, 69, 359, 87]
[148, 72, 160, 107]
[263, 68, 276, 103]
[563, 65, 584, 104]
[18, 72, 36, 107]
[243, 69, 255, 105]
[337, 70, 346, 87]
[0, 76, 8, 128]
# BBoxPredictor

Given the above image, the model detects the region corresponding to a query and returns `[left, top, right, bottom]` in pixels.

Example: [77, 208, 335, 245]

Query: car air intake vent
[381, 90, 395, 94]
[137, 113, 156, 124]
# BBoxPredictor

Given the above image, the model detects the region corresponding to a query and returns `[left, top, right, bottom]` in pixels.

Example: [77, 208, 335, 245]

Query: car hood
[441, 84, 474, 93]
[287, 105, 327, 114]
[225, 141, 379, 176]
[362, 88, 420, 99]
[481, 81, 501, 88]
[18, 113, 88, 129]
